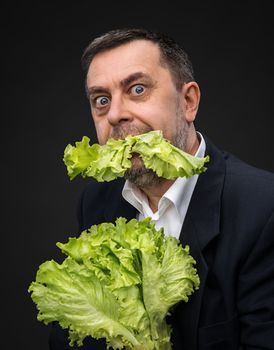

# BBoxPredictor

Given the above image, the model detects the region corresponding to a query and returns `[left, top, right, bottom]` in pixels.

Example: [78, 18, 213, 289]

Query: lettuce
[63, 130, 209, 182]
[28, 217, 200, 349]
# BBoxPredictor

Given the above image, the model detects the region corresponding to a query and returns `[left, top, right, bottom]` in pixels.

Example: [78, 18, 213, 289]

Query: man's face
[87, 40, 189, 143]
[86, 40, 198, 187]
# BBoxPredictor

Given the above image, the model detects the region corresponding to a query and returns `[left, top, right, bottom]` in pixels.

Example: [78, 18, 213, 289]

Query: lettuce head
[28, 218, 200, 349]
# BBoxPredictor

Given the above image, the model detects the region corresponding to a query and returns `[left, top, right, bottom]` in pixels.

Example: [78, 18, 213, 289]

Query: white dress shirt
[122, 133, 206, 239]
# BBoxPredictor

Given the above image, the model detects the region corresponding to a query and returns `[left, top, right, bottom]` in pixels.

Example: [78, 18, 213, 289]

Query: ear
[182, 82, 201, 123]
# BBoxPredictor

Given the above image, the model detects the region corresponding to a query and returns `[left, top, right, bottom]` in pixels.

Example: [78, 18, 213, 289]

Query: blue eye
[131, 84, 145, 95]
[95, 96, 110, 106]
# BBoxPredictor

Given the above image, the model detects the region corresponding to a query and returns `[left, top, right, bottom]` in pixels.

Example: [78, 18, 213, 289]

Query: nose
[107, 94, 133, 126]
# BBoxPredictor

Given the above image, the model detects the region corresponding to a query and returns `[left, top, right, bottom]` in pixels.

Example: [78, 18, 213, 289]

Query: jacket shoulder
[223, 151, 274, 199]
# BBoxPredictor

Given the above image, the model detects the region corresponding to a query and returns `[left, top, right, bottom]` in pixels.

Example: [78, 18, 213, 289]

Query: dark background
[3, 1, 274, 349]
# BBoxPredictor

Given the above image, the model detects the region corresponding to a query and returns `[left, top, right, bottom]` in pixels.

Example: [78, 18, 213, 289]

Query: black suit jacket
[49, 136, 274, 349]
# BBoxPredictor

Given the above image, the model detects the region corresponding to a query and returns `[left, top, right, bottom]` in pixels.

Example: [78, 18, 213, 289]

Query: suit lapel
[171, 136, 226, 349]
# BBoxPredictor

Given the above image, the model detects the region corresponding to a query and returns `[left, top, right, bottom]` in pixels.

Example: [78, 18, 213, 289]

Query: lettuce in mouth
[63, 130, 209, 182]
[28, 217, 200, 349]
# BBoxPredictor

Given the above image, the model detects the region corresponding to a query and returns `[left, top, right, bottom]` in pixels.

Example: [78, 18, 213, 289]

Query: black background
[3, 1, 274, 349]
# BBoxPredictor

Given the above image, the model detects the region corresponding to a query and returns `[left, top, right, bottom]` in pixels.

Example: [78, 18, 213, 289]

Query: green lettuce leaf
[29, 217, 200, 349]
[63, 130, 209, 182]
[63, 136, 132, 181]
[132, 131, 209, 179]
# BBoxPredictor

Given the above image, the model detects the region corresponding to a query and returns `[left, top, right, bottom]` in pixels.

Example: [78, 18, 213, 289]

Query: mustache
[110, 124, 153, 139]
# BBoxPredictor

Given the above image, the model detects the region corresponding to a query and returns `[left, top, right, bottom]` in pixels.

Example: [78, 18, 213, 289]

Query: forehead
[86, 40, 166, 86]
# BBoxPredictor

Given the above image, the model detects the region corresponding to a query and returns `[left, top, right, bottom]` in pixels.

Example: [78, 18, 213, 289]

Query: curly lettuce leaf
[63, 136, 132, 181]
[63, 131, 209, 182]
[29, 218, 200, 349]
[28, 258, 141, 348]
[141, 239, 199, 340]
[132, 131, 209, 179]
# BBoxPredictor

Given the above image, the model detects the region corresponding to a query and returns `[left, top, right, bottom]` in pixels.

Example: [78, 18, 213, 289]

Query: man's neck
[140, 179, 175, 213]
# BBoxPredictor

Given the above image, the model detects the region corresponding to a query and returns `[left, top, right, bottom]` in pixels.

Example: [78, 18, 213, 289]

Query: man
[49, 28, 274, 349]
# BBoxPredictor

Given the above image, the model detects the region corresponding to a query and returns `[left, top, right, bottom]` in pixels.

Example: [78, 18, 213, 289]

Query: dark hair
[81, 28, 195, 90]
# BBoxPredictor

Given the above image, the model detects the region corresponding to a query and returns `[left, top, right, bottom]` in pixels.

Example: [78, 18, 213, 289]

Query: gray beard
[110, 119, 188, 189]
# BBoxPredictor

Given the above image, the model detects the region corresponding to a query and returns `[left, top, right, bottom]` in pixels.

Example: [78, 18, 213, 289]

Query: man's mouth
[129, 152, 144, 168]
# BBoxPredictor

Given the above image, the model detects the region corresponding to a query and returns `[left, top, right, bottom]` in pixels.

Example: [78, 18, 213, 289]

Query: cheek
[142, 102, 176, 129]
[136, 102, 165, 125]
[93, 120, 110, 144]
[147, 104, 181, 140]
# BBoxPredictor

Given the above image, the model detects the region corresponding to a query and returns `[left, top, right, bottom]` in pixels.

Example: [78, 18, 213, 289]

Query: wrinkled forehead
[86, 40, 163, 85]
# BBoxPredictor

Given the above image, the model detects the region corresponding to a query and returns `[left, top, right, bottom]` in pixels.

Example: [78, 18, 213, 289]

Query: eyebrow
[120, 71, 152, 88]
[87, 85, 109, 97]
[87, 71, 153, 97]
